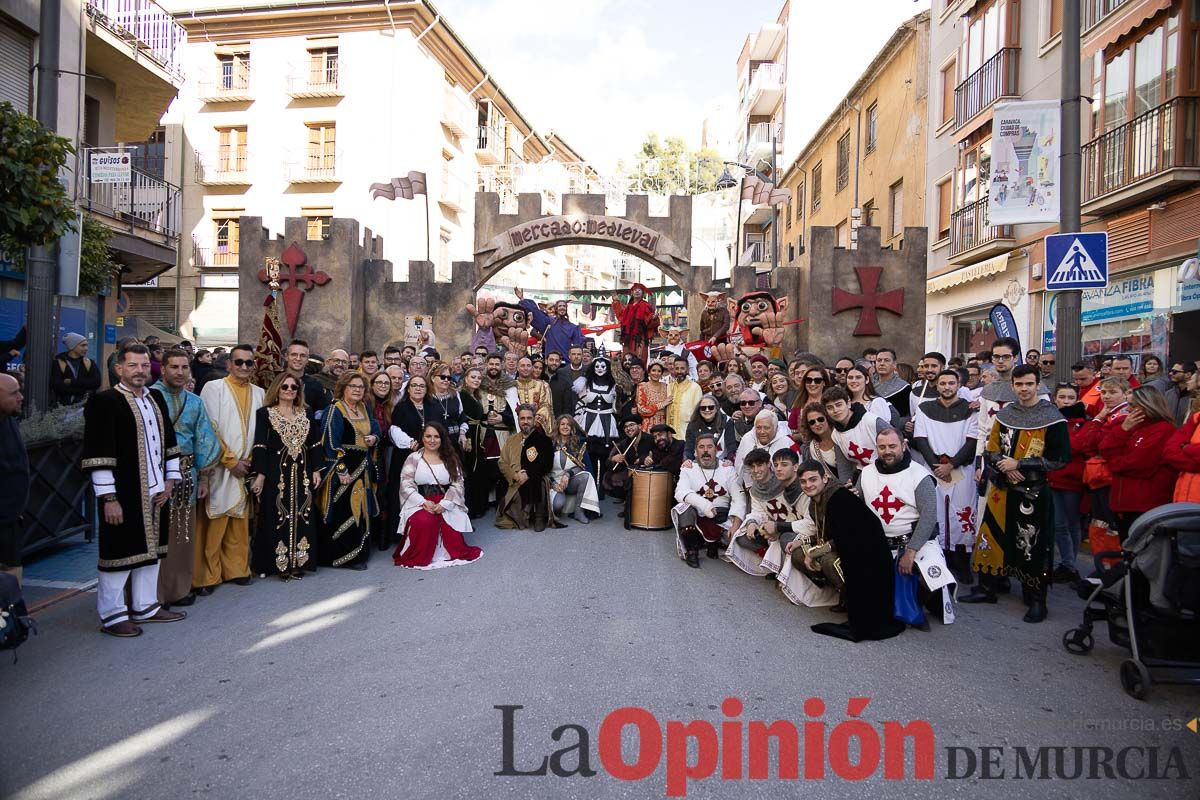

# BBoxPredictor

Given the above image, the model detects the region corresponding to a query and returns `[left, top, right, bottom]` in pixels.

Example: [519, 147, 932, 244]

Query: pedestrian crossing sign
[1045, 232, 1108, 289]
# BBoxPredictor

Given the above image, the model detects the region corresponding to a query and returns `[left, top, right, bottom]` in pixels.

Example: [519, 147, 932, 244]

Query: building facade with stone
[159, 0, 589, 346]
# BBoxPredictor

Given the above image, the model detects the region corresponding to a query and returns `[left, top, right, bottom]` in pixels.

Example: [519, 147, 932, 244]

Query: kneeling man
[497, 404, 560, 531]
[672, 433, 744, 568]
[860, 428, 957, 628]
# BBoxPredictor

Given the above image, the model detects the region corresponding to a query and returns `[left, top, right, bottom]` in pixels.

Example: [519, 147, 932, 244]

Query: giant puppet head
[732, 290, 788, 356]
[493, 301, 532, 353]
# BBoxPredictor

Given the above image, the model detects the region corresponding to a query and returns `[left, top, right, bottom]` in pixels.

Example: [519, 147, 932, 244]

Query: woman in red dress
[393, 422, 482, 570]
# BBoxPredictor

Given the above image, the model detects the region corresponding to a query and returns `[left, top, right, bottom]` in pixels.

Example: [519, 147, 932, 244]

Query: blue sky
[434, 0, 931, 170]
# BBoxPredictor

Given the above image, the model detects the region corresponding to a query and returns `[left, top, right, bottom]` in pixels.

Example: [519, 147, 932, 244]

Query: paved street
[2, 499, 1196, 799]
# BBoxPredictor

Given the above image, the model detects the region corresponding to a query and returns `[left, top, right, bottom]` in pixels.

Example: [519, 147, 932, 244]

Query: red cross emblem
[830, 266, 905, 336]
[871, 486, 904, 524]
[956, 506, 976, 536]
[846, 441, 875, 467]
[704, 479, 727, 498]
[987, 400, 1009, 419]
[765, 499, 790, 519]
[258, 242, 331, 336]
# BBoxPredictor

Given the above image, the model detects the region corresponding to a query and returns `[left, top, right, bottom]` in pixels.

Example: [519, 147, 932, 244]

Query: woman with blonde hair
[250, 373, 322, 579]
[549, 414, 600, 523]
[318, 371, 380, 570]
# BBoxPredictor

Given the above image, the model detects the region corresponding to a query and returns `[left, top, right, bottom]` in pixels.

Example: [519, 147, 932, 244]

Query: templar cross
[766, 499, 791, 520]
[846, 441, 875, 467]
[830, 266, 905, 336]
[871, 486, 904, 524]
[956, 506, 976, 536]
[987, 400, 1009, 419]
[704, 479, 728, 499]
[257, 242, 331, 336]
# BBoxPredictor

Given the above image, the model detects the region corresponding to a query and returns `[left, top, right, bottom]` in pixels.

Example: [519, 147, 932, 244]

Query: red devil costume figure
[611, 282, 659, 363]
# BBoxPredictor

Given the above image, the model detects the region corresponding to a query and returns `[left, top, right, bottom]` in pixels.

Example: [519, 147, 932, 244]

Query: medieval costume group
[77, 297, 1200, 643]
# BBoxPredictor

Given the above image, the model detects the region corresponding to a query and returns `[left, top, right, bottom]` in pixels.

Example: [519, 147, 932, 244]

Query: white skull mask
[594, 360, 608, 377]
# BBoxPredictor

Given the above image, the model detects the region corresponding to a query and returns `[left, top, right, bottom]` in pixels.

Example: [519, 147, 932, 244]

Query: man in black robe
[640, 423, 684, 474]
[82, 343, 186, 637]
[497, 404, 560, 531]
[797, 459, 905, 643]
[605, 415, 651, 503]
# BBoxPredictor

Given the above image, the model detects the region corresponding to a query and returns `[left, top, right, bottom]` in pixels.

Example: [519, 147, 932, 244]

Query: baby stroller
[1062, 502, 1200, 699]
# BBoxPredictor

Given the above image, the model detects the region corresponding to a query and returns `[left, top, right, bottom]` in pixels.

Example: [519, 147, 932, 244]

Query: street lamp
[720, 155, 779, 273]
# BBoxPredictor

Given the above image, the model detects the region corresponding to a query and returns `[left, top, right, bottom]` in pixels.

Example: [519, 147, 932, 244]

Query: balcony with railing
[85, 0, 186, 81]
[192, 236, 240, 268]
[81, 156, 181, 240]
[741, 122, 778, 163]
[287, 61, 342, 98]
[476, 124, 506, 164]
[949, 195, 1014, 264]
[194, 147, 250, 186]
[438, 175, 469, 213]
[442, 90, 472, 139]
[197, 62, 252, 103]
[1082, 97, 1200, 214]
[285, 149, 342, 183]
[745, 62, 785, 116]
[742, 234, 774, 267]
[954, 47, 1019, 131]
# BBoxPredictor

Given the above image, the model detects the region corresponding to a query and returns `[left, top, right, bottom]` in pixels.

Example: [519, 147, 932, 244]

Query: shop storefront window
[954, 313, 996, 359]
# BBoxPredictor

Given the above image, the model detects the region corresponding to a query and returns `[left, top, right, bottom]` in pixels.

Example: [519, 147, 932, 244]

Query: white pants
[97, 562, 161, 626]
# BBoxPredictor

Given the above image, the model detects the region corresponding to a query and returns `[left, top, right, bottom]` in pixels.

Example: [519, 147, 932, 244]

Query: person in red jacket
[1048, 383, 1090, 583]
[1075, 377, 1131, 527]
[1164, 369, 1200, 502]
[1099, 386, 1179, 539]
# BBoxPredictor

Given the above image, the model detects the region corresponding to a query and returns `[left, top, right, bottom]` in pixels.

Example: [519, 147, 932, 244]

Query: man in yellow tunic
[514, 354, 554, 434]
[665, 354, 702, 440]
[194, 344, 265, 592]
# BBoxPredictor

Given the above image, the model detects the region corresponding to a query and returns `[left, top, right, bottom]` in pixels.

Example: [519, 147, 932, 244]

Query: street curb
[27, 579, 97, 614]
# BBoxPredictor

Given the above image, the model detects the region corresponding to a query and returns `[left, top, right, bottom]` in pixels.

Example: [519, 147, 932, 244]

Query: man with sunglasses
[831, 358, 854, 388]
[196, 344, 264, 594]
[1038, 352, 1057, 395]
[151, 349, 221, 610]
[1165, 361, 1196, 425]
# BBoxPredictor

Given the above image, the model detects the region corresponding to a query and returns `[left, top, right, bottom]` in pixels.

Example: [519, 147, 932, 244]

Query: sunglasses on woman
[699, 405, 717, 411]
[807, 415, 827, 425]
[804, 377, 825, 384]
[280, 383, 300, 391]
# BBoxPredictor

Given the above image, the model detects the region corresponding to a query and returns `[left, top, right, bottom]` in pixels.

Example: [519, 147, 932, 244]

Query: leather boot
[1023, 584, 1048, 623]
[960, 573, 998, 603]
[685, 550, 700, 569]
[706, 542, 719, 559]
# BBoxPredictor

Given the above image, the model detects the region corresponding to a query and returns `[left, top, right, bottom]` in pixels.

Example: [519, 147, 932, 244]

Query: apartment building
[926, 0, 1199, 363]
[776, 11, 930, 274]
[0, 0, 185, 348]
[161, 0, 588, 346]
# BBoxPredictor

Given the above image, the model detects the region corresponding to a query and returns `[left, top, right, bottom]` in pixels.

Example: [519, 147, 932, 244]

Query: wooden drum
[629, 469, 672, 530]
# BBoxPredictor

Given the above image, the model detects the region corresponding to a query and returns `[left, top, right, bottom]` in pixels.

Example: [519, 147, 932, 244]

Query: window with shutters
[306, 122, 336, 171]
[218, 52, 250, 91]
[217, 127, 248, 172]
[836, 132, 850, 192]
[308, 48, 338, 89]
[936, 178, 952, 242]
[304, 207, 332, 241]
[939, 59, 956, 127]
[865, 102, 878, 153]
[835, 220, 849, 248]
[888, 180, 904, 239]
[214, 216, 240, 266]
[0, 21, 33, 113]
[811, 162, 822, 212]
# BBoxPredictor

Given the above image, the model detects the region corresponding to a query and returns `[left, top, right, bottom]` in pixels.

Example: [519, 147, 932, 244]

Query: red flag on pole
[255, 292, 284, 388]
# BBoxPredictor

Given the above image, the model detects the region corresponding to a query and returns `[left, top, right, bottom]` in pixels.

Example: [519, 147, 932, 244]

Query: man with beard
[638, 423, 684, 472]
[659, 326, 698, 380]
[860, 428, 956, 629]
[722, 374, 746, 417]
[311, 348, 345, 420]
[605, 414, 651, 504]
[282, 340, 326, 420]
[474, 354, 518, 518]
[666, 355, 702, 438]
[962, 365, 1069, 623]
[515, 288, 586, 358]
[698, 291, 731, 345]
[872, 348, 912, 432]
[798, 461, 906, 643]
[497, 405, 560, 531]
[514, 355, 553, 434]
[612, 282, 659, 363]
[910, 352, 946, 405]
[913, 369, 979, 584]
[722, 448, 785, 578]
[550, 345, 587, 418]
[747, 354, 770, 393]
[151, 349, 221, 610]
[573, 356, 619, 496]
[672, 434, 744, 568]
[824, 386, 891, 477]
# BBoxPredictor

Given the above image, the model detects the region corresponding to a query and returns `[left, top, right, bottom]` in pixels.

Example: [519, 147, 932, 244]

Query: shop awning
[1083, 0, 1172, 58]
[927, 251, 1010, 293]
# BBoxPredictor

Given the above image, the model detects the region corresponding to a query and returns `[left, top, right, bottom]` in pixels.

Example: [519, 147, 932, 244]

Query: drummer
[641, 423, 685, 474]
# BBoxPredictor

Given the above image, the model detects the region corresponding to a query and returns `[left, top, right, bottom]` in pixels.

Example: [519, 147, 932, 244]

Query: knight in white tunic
[672, 434, 745, 568]
[824, 387, 891, 477]
[860, 429, 957, 627]
[912, 369, 980, 584]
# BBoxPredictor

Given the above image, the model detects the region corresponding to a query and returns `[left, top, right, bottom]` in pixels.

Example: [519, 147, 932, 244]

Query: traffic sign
[1046, 232, 1108, 289]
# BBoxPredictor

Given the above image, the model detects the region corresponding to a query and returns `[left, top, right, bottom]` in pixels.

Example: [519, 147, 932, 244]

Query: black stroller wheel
[1062, 628, 1093, 655]
[1119, 659, 1152, 700]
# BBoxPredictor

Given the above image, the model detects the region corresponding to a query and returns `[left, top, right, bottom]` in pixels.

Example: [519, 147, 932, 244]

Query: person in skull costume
[573, 356, 619, 498]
